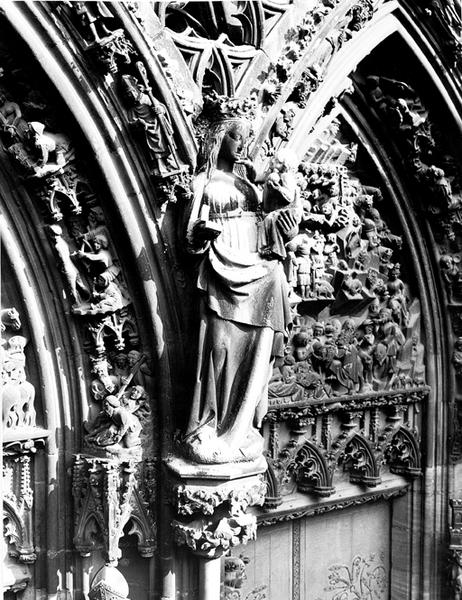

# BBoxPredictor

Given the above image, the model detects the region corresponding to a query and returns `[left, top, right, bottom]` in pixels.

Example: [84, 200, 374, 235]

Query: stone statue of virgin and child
[182, 94, 300, 465]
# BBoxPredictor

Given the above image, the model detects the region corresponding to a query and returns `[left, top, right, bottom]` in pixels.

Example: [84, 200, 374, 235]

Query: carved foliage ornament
[170, 474, 266, 558]
[315, 553, 387, 600]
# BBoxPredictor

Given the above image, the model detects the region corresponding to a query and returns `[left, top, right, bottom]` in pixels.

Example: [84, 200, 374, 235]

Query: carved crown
[201, 91, 257, 124]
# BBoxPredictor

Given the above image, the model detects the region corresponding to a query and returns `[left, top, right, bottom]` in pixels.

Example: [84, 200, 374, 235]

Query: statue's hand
[192, 220, 222, 244]
[277, 211, 299, 240]
[236, 158, 256, 182]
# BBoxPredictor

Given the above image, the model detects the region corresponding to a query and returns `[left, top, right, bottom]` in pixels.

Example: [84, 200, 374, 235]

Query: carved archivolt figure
[122, 71, 178, 177]
[85, 394, 142, 452]
[183, 96, 293, 463]
[0, 91, 28, 143]
[2, 335, 36, 430]
[26, 121, 74, 177]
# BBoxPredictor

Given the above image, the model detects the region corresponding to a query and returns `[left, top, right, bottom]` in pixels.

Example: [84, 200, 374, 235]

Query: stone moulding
[258, 486, 408, 527]
[266, 385, 429, 418]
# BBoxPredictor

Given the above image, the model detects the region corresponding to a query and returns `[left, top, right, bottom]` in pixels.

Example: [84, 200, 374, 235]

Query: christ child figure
[258, 149, 302, 260]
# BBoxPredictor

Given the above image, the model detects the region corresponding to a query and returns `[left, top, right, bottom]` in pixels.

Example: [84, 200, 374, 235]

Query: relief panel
[303, 502, 389, 600]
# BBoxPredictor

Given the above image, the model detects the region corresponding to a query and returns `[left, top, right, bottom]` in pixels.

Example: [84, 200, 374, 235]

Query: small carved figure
[377, 247, 393, 273]
[259, 149, 301, 260]
[342, 271, 363, 298]
[73, 233, 118, 281]
[223, 555, 248, 593]
[372, 342, 391, 389]
[122, 66, 179, 177]
[112, 353, 129, 380]
[386, 263, 409, 325]
[453, 337, 462, 376]
[292, 331, 310, 362]
[324, 233, 340, 267]
[0, 91, 28, 144]
[0, 307, 21, 333]
[398, 332, 425, 383]
[90, 273, 124, 313]
[310, 233, 334, 298]
[293, 243, 312, 298]
[70, 1, 118, 44]
[294, 359, 324, 397]
[365, 268, 385, 297]
[379, 308, 406, 381]
[268, 356, 304, 402]
[441, 254, 462, 301]
[85, 394, 142, 451]
[270, 104, 296, 146]
[90, 358, 118, 399]
[48, 224, 90, 306]
[26, 121, 74, 177]
[2, 335, 36, 429]
[415, 161, 461, 210]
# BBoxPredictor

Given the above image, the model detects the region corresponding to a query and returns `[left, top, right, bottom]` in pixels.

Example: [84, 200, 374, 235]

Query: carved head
[113, 353, 128, 369]
[129, 385, 144, 400]
[199, 93, 255, 176]
[313, 321, 324, 337]
[389, 262, 401, 279]
[121, 74, 142, 104]
[28, 121, 46, 145]
[103, 395, 121, 416]
[218, 121, 248, 163]
[127, 350, 141, 367]
[92, 234, 108, 251]
[374, 342, 387, 363]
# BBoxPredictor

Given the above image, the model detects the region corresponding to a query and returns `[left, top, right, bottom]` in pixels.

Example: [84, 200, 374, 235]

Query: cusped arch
[386, 426, 421, 477]
[342, 433, 382, 487]
[3, 498, 35, 563]
[293, 440, 336, 497]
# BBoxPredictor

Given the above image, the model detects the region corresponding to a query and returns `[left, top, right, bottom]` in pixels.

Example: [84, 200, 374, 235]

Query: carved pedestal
[166, 457, 266, 600]
[166, 456, 267, 559]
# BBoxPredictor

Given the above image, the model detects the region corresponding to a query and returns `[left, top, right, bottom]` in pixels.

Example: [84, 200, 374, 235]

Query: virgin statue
[183, 96, 294, 464]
